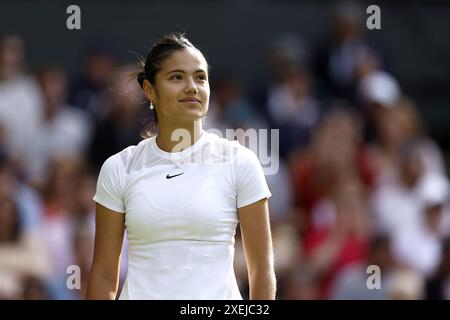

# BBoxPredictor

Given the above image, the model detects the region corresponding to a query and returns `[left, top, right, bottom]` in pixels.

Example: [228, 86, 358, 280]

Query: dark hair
[137, 32, 197, 88]
[136, 33, 204, 138]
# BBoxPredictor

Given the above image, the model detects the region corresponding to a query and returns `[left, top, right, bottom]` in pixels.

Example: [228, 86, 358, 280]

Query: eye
[196, 74, 207, 81]
[169, 74, 182, 80]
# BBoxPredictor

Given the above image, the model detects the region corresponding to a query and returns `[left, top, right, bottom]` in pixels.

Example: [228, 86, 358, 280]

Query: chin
[184, 107, 207, 119]
[176, 112, 205, 123]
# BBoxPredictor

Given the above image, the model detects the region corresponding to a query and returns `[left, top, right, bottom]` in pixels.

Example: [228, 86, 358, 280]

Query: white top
[93, 131, 271, 299]
[392, 224, 442, 276]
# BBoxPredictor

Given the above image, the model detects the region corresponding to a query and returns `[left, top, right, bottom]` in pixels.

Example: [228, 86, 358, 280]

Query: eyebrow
[166, 69, 207, 75]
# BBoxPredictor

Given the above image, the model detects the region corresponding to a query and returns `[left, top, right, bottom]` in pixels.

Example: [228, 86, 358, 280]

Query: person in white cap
[392, 171, 450, 276]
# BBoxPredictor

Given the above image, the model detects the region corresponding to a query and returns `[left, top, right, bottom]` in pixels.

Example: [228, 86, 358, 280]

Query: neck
[156, 119, 204, 153]
[44, 103, 59, 121]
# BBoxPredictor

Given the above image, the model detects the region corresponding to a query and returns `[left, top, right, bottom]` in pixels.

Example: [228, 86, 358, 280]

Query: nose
[184, 77, 198, 94]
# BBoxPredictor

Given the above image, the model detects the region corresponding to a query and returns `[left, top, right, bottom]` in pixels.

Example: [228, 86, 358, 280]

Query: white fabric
[28, 106, 92, 182]
[371, 182, 423, 236]
[93, 131, 271, 299]
[372, 173, 450, 237]
[392, 223, 442, 276]
[0, 75, 42, 160]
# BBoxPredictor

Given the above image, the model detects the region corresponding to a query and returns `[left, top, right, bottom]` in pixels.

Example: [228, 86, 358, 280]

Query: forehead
[160, 47, 208, 72]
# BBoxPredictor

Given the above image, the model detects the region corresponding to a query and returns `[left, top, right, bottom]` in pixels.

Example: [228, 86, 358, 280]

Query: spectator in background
[0, 148, 43, 234]
[330, 234, 396, 299]
[69, 43, 118, 120]
[40, 155, 88, 299]
[257, 33, 321, 160]
[0, 34, 43, 174]
[88, 65, 145, 171]
[313, 1, 384, 102]
[392, 171, 450, 276]
[70, 169, 97, 299]
[357, 69, 401, 144]
[368, 96, 447, 188]
[290, 106, 376, 239]
[371, 142, 427, 237]
[266, 63, 321, 160]
[302, 176, 372, 299]
[426, 237, 450, 299]
[27, 66, 92, 187]
[0, 195, 50, 299]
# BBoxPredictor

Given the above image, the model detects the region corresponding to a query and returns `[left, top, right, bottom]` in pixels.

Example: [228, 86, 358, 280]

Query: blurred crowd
[1, 3, 450, 300]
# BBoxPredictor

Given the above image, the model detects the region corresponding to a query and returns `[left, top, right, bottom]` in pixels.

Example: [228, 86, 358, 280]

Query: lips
[179, 98, 201, 103]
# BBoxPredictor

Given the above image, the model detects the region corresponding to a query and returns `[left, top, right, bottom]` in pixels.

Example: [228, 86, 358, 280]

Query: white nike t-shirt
[93, 131, 272, 299]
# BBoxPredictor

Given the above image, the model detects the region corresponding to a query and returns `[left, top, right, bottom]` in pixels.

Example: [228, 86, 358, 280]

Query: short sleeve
[234, 146, 272, 208]
[93, 155, 126, 213]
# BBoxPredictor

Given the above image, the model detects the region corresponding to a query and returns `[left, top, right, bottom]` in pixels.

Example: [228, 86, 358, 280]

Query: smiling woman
[141, 41, 210, 152]
[86, 33, 276, 300]
[136, 34, 210, 144]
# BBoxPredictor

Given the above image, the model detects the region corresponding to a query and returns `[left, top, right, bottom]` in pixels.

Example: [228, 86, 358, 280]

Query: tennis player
[86, 33, 276, 300]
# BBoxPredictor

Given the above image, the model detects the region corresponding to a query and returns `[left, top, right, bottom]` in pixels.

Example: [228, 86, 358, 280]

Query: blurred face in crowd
[45, 155, 83, 203]
[143, 47, 210, 125]
[38, 68, 68, 112]
[376, 109, 406, 147]
[313, 109, 360, 170]
[86, 52, 117, 87]
[424, 204, 443, 234]
[369, 236, 394, 272]
[0, 35, 24, 78]
[398, 150, 423, 189]
[284, 65, 312, 99]
[0, 197, 19, 243]
[374, 102, 422, 149]
[332, 9, 362, 43]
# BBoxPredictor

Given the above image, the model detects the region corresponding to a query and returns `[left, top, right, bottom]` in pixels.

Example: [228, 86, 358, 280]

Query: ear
[143, 79, 156, 103]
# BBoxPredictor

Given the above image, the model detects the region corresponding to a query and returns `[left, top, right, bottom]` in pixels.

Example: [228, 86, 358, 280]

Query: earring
[149, 102, 154, 110]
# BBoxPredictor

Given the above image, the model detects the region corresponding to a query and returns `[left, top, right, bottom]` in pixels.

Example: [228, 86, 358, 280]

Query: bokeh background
[1, 0, 450, 300]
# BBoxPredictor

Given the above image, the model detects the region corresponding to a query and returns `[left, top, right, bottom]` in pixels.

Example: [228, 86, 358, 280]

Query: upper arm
[237, 198, 274, 275]
[234, 146, 272, 209]
[91, 203, 125, 280]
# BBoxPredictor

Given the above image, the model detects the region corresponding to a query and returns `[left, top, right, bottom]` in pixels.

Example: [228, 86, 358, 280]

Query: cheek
[201, 84, 210, 101]
[157, 84, 179, 106]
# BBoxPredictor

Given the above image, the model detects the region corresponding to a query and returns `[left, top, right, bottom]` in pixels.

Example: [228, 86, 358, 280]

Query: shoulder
[101, 138, 152, 174]
[201, 132, 259, 165]
[204, 131, 259, 164]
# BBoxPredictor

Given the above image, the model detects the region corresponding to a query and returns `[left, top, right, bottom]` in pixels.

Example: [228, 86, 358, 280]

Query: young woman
[86, 33, 276, 300]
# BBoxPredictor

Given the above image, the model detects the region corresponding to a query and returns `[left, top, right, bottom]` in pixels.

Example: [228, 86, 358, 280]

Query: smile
[179, 98, 201, 103]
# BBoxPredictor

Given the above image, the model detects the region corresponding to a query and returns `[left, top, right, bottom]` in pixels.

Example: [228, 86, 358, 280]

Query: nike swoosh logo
[166, 173, 184, 179]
